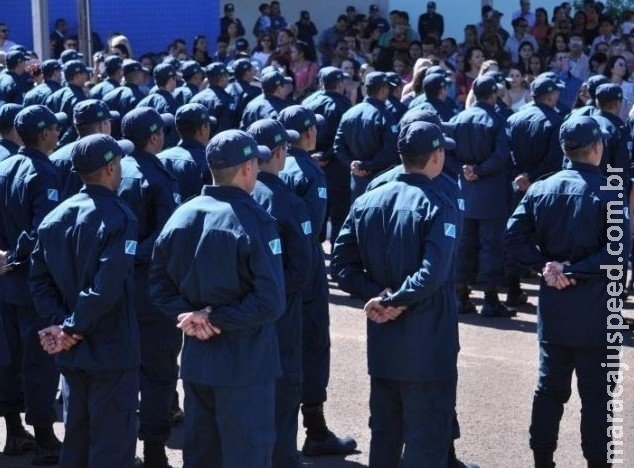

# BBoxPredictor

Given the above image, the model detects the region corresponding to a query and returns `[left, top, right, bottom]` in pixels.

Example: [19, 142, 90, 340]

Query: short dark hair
[564, 141, 597, 162]
[211, 165, 241, 184]
[76, 121, 102, 137]
[401, 148, 437, 170]
[176, 120, 207, 140]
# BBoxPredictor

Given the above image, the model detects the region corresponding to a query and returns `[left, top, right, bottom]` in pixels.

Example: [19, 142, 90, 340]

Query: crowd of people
[0, 0, 631, 467]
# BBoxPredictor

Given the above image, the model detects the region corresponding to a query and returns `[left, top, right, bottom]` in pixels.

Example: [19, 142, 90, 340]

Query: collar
[201, 184, 250, 198]
[18, 146, 49, 160]
[395, 171, 433, 186]
[569, 161, 601, 174]
[178, 139, 205, 150]
[81, 184, 118, 197]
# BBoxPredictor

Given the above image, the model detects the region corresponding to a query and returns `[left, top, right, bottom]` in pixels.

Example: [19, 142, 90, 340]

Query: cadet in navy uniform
[504, 116, 630, 468]
[137, 63, 180, 149]
[449, 75, 516, 317]
[278, 105, 357, 456]
[0, 50, 29, 105]
[118, 107, 180, 467]
[409, 73, 457, 123]
[385, 72, 408, 122]
[89, 55, 123, 100]
[30, 134, 139, 468]
[150, 130, 284, 467]
[247, 119, 313, 467]
[103, 60, 148, 118]
[0, 103, 23, 161]
[240, 70, 292, 129]
[0, 105, 67, 464]
[50, 99, 122, 200]
[226, 59, 261, 127]
[173, 61, 205, 107]
[334, 71, 399, 200]
[505, 75, 564, 307]
[332, 121, 459, 468]
[301, 67, 352, 248]
[568, 74, 609, 119]
[23, 60, 63, 106]
[190, 62, 234, 133]
[158, 103, 216, 201]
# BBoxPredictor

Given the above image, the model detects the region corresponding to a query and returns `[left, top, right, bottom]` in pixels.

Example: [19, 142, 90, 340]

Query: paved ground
[1, 248, 633, 467]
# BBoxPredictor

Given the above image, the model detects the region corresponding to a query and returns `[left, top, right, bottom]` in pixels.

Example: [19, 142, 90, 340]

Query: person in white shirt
[0, 24, 16, 54]
[568, 33, 590, 81]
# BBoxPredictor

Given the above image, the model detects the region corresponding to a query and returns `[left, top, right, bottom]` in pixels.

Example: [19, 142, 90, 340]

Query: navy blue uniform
[45, 84, 86, 147]
[118, 149, 180, 444]
[50, 141, 83, 200]
[504, 162, 630, 463]
[158, 139, 211, 202]
[227, 80, 261, 127]
[137, 90, 180, 148]
[30, 185, 140, 467]
[23, 80, 62, 106]
[0, 147, 60, 427]
[173, 83, 200, 107]
[332, 173, 459, 467]
[408, 94, 458, 122]
[594, 110, 632, 186]
[150, 185, 285, 467]
[190, 85, 234, 133]
[103, 83, 147, 118]
[0, 138, 20, 162]
[88, 78, 120, 101]
[0, 71, 27, 105]
[240, 94, 290, 130]
[333, 97, 399, 199]
[385, 95, 407, 122]
[252, 172, 312, 468]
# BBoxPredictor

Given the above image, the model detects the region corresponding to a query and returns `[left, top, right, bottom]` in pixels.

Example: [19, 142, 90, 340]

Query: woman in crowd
[482, 34, 511, 71]
[341, 58, 360, 104]
[507, 67, 531, 112]
[604, 55, 634, 121]
[516, 41, 537, 75]
[458, 25, 481, 55]
[192, 35, 212, 66]
[290, 41, 318, 100]
[526, 54, 545, 83]
[251, 33, 275, 68]
[531, 7, 550, 50]
[456, 46, 484, 105]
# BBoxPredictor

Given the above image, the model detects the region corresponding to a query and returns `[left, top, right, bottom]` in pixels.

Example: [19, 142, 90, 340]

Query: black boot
[506, 276, 528, 307]
[587, 462, 612, 468]
[32, 425, 61, 466]
[456, 283, 476, 314]
[143, 441, 172, 468]
[481, 289, 516, 317]
[533, 449, 555, 468]
[448, 441, 479, 468]
[2, 412, 36, 456]
[301, 404, 357, 457]
[170, 391, 183, 425]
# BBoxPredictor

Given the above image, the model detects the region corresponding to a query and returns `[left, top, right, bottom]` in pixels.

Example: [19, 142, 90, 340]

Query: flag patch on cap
[47, 189, 59, 201]
[318, 187, 327, 199]
[173, 193, 181, 204]
[444, 223, 456, 238]
[301, 221, 312, 235]
[125, 240, 137, 255]
[103, 150, 114, 162]
[244, 145, 253, 156]
[269, 238, 282, 255]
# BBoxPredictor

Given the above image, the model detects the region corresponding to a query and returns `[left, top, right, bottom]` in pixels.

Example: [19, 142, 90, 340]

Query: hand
[351, 161, 370, 177]
[38, 326, 83, 354]
[542, 261, 577, 290]
[311, 152, 328, 167]
[177, 306, 221, 340]
[0, 250, 12, 275]
[462, 165, 478, 182]
[363, 296, 406, 323]
[514, 174, 531, 192]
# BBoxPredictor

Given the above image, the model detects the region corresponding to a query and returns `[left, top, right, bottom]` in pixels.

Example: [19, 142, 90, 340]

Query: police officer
[137, 63, 180, 149]
[484, 70, 514, 121]
[247, 119, 313, 467]
[0, 103, 23, 161]
[50, 99, 122, 200]
[385, 72, 408, 122]
[59, 49, 83, 65]
[277, 105, 357, 456]
[158, 103, 216, 201]
[118, 107, 180, 467]
[89, 55, 123, 100]
[103, 59, 148, 118]
[0, 50, 29, 105]
[23, 60, 63, 106]
[226, 58, 261, 127]
[505, 75, 564, 307]
[504, 115, 630, 468]
[190, 62, 234, 133]
[0, 105, 67, 465]
[240, 69, 292, 129]
[173, 60, 205, 107]
[334, 71, 399, 200]
[31, 134, 139, 468]
[410, 73, 457, 122]
[593, 83, 631, 180]
[568, 74, 609, 119]
[332, 121, 459, 468]
[449, 75, 515, 317]
[301, 67, 352, 249]
[150, 130, 284, 467]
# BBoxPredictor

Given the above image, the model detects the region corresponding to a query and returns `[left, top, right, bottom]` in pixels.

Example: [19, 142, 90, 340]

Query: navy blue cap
[180, 60, 204, 80]
[261, 70, 293, 90]
[595, 83, 623, 102]
[483, 70, 506, 85]
[232, 58, 253, 77]
[73, 99, 120, 125]
[320, 66, 348, 84]
[385, 72, 403, 87]
[278, 105, 325, 134]
[162, 56, 182, 70]
[369, 4, 380, 12]
[8, 44, 29, 54]
[398, 121, 455, 156]
[364, 71, 390, 87]
[472, 75, 500, 98]
[0, 104, 23, 128]
[235, 38, 249, 51]
[104, 55, 123, 74]
[175, 103, 217, 128]
[5, 50, 26, 68]
[426, 65, 451, 78]
[586, 75, 611, 99]
[246, 118, 299, 152]
[121, 107, 175, 142]
[122, 59, 143, 75]
[205, 62, 229, 78]
[59, 49, 83, 64]
[537, 72, 565, 89]
[205, 129, 271, 169]
[224, 3, 235, 11]
[400, 109, 442, 130]
[14, 105, 67, 135]
[559, 115, 602, 150]
[63, 60, 90, 79]
[153, 63, 177, 81]
[530, 76, 560, 97]
[423, 73, 447, 94]
[71, 134, 132, 174]
[41, 59, 62, 76]
[260, 65, 283, 76]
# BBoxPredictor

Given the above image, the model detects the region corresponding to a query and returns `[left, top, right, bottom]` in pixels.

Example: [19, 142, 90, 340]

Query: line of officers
[0, 42, 630, 468]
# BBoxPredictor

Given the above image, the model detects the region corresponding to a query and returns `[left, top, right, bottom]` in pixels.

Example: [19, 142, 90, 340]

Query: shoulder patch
[47, 189, 59, 202]
[173, 192, 181, 205]
[125, 240, 138, 255]
[444, 223, 456, 238]
[317, 187, 327, 199]
[301, 221, 312, 235]
[391, 125, 399, 133]
[458, 198, 465, 211]
[269, 238, 282, 255]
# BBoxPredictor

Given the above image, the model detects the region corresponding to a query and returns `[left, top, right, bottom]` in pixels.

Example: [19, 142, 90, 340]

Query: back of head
[559, 115, 602, 162]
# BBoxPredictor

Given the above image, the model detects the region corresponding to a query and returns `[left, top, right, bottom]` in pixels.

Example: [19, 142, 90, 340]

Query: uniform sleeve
[209, 232, 285, 331]
[474, 123, 510, 177]
[360, 114, 398, 172]
[334, 120, 353, 167]
[380, 207, 456, 308]
[281, 200, 313, 294]
[503, 194, 549, 273]
[137, 184, 178, 265]
[331, 209, 386, 301]
[30, 237, 69, 325]
[527, 122, 563, 182]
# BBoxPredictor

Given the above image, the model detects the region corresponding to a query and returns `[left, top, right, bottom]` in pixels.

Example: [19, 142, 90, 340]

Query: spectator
[551, 50, 582, 113]
[572, 10, 587, 37]
[290, 41, 318, 100]
[505, 18, 538, 64]
[220, 3, 246, 37]
[225, 20, 243, 58]
[252, 33, 275, 68]
[516, 40, 536, 75]
[295, 11, 318, 61]
[440, 37, 459, 68]
[49, 18, 66, 58]
[512, 0, 536, 27]
[526, 54, 544, 83]
[368, 5, 390, 34]
[603, 55, 634, 121]
[507, 67, 531, 111]
[482, 34, 511, 70]
[418, 1, 444, 42]
[166, 38, 186, 59]
[269, 1, 288, 35]
[589, 51, 608, 75]
[531, 7, 550, 49]
[458, 25, 481, 55]
[330, 39, 352, 69]
[569, 32, 590, 81]
[267, 28, 294, 66]
[110, 35, 133, 59]
[345, 33, 368, 65]
[583, 3, 601, 46]
[341, 59, 359, 104]
[253, 3, 272, 38]
[455, 46, 484, 105]
[591, 15, 618, 54]
[192, 35, 212, 67]
[549, 33, 568, 57]
[317, 15, 348, 66]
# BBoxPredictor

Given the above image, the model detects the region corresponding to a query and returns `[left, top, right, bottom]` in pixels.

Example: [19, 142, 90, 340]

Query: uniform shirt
[190, 85, 234, 133]
[23, 80, 63, 106]
[386, 95, 408, 123]
[0, 146, 61, 307]
[240, 93, 290, 130]
[50, 140, 83, 200]
[302, 90, 351, 162]
[157, 138, 211, 202]
[504, 162, 630, 347]
[332, 173, 459, 382]
[103, 83, 147, 118]
[226, 79, 261, 127]
[506, 102, 563, 182]
[0, 138, 19, 162]
[136, 90, 180, 148]
[448, 101, 510, 219]
[173, 82, 200, 107]
[150, 185, 285, 387]
[0, 71, 27, 105]
[408, 94, 458, 122]
[593, 110, 631, 178]
[46, 83, 87, 147]
[333, 97, 399, 174]
[89, 77, 120, 100]
[30, 185, 140, 371]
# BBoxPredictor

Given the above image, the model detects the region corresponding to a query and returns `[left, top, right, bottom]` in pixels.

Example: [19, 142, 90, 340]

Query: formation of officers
[0, 36, 629, 468]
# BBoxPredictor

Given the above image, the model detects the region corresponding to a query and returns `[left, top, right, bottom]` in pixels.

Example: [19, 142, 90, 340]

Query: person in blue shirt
[0, 50, 29, 105]
[103, 60, 148, 126]
[89, 55, 123, 100]
[23, 60, 63, 106]
[409, 72, 458, 122]
[226, 59, 261, 127]
[240, 69, 292, 129]
[270, 1, 288, 34]
[0, 103, 23, 161]
[150, 130, 284, 467]
[119, 107, 180, 467]
[173, 60, 205, 107]
[332, 121, 459, 468]
[31, 134, 139, 468]
[247, 119, 313, 467]
[504, 115, 631, 468]
[385, 72, 407, 122]
[0, 105, 67, 465]
[190, 62, 234, 134]
[158, 103, 216, 202]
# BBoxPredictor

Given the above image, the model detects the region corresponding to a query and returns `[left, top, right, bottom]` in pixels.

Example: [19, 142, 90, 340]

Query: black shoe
[3, 429, 36, 455]
[169, 406, 184, 425]
[587, 462, 611, 468]
[457, 300, 477, 314]
[302, 430, 357, 457]
[506, 289, 528, 307]
[144, 442, 172, 468]
[31, 445, 60, 466]
[452, 461, 480, 468]
[480, 301, 516, 317]
[533, 449, 555, 468]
